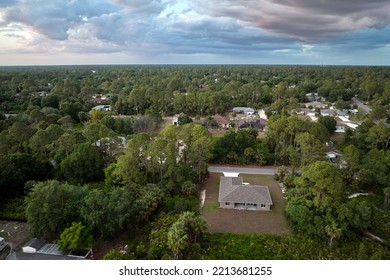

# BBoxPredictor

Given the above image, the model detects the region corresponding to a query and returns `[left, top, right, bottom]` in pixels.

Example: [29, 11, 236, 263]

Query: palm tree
[325, 222, 342, 247]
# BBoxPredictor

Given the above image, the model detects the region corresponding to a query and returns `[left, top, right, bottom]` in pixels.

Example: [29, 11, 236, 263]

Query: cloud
[111, 0, 175, 14]
[190, 0, 390, 42]
[158, 12, 297, 57]
[0, 0, 389, 65]
[1, 0, 119, 40]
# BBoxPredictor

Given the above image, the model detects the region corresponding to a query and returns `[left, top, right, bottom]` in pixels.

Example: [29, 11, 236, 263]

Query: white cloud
[0, 0, 389, 64]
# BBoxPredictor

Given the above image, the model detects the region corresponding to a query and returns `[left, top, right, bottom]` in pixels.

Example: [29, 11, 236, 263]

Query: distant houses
[233, 107, 256, 115]
[90, 94, 111, 103]
[91, 105, 111, 112]
[306, 92, 325, 102]
[304, 101, 328, 109]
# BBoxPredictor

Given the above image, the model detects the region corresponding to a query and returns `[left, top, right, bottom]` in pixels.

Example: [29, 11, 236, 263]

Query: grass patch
[330, 132, 345, 143]
[204, 203, 219, 211]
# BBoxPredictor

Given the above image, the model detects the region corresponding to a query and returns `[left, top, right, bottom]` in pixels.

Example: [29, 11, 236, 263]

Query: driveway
[208, 165, 276, 175]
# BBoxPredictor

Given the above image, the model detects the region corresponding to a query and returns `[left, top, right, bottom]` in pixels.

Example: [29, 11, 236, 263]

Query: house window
[225, 202, 230, 206]
[260, 204, 266, 208]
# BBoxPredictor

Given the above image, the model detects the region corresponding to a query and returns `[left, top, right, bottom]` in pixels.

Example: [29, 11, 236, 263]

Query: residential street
[208, 165, 276, 175]
[352, 97, 371, 113]
[352, 97, 390, 127]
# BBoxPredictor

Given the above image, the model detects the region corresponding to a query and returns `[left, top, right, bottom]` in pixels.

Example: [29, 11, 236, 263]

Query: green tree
[318, 116, 337, 134]
[366, 123, 390, 150]
[25, 180, 89, 236]
[167, 212, 207, 259]
[358, 149, 390, 190]
[29, 124, 64, 161]
[295, 132, 325, 167]
[275, 166, 289, 182]
[0, 122, 35, 153]
[81, 188, 134, 239]
[342, 144, 361, 184]
[58, 222, 94, 252]
[0, 153, 47, 197]
[134, 184, 165, 223]
[167, 221, 188, 259]
[178, 114, 193, 126]
[59, 143, 104, 184]
[91, 109, 107, 123]
[294, 161, 344, 208]
[383, 187, 390, 206]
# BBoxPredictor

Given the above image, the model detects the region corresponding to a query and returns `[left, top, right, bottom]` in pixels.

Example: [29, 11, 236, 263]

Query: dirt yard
[200, 173, 290, 235]
[0, 220, 31, 259]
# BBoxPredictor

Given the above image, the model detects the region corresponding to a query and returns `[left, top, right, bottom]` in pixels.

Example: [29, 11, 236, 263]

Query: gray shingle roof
[23, 238, 46, 250]
[219, 176, 273, 205]
[6, 252, 86, 260]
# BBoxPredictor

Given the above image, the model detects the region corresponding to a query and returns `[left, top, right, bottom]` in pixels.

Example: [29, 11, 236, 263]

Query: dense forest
[0, 65, 389, 259]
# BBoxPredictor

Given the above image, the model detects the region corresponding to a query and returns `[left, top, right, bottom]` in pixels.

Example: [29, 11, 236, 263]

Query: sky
[0, 0, 390, 66]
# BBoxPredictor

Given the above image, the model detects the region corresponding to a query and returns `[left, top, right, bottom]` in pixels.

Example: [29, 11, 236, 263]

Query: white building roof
[338, 116, 350, 122]
[345, 123, 359, 129]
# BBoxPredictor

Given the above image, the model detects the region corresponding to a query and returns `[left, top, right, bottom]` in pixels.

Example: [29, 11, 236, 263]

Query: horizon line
[0, 63, 389, 67]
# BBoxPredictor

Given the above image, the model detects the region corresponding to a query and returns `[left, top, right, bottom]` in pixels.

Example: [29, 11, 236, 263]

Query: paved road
[208, 165, 276, 175]
[352, 97, 371, 113]
[352, 97, 390, 127]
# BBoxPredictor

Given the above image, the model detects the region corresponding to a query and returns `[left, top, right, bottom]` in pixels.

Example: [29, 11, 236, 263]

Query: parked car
[0, 237, 6, 251]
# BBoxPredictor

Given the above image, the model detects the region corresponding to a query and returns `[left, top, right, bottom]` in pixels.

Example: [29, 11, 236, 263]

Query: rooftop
[219, 176, 273, 205]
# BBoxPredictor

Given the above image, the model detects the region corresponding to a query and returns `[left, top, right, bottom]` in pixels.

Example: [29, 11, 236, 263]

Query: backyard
[200, 173, 290, 234]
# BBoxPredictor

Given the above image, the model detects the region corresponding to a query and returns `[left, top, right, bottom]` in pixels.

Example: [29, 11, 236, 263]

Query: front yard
[200, 173, 290, 234]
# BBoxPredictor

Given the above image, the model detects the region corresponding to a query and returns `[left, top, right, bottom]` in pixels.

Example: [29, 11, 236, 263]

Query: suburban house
[233, 107, 256, 115]
[218, 176, 273, 211]
[213, 114, 231, 128]
[335, 125, 346, 133]
[91, 105, 111, 112]
[307, 112, 318, 122]
[320, 109, 336, 117]
[335, 116, 361, 130]
[7, 238, 92, 260]
[22, 238, 46, 253]
[304, 101, 328, 109]
[238, 119, 265, 131]
[325, 144, 343, 164]
[306, 92, 326, 102]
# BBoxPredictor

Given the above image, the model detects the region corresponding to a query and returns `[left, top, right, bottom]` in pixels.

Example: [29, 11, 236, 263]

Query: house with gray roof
[218, 176, 273, 211]
[233, 107, 256, 115]
[7, 238, 92, 260]
[22, 238, 46, 253]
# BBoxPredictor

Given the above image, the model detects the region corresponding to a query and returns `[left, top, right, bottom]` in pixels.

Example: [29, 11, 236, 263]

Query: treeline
[1, 65, 389, 121]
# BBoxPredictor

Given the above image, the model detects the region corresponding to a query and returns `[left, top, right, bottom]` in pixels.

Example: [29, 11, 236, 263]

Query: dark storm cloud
[0, 0, 389, 64]
[190, 0, 390, 42]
